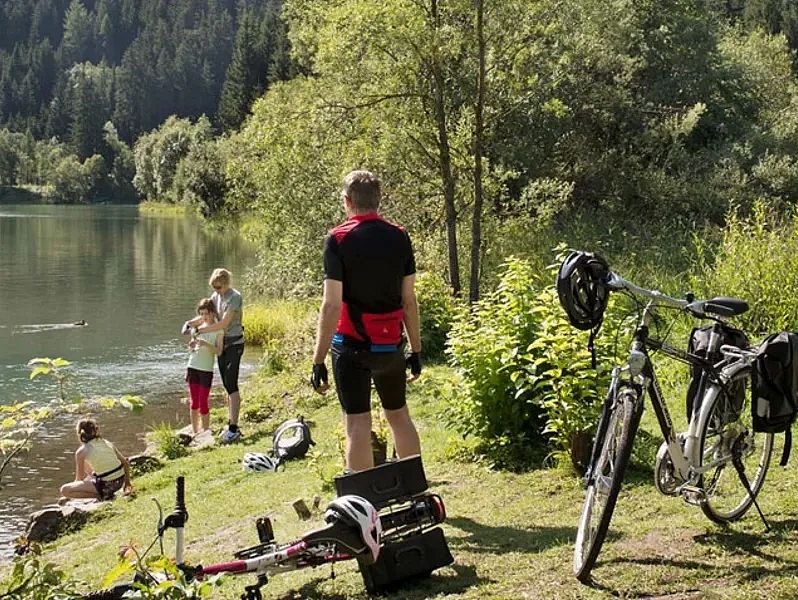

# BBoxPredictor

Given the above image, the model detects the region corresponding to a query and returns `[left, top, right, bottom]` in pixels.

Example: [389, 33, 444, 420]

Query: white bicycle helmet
[325, 495, 382, 563]
[242, 452, 278, 473]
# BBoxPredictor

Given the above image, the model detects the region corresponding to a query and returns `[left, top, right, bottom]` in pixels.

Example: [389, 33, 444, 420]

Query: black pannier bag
[752, 332, 798, 465]
[686, 324, 750, 419]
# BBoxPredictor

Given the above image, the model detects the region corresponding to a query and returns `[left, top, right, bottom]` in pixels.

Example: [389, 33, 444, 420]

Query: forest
[1, 0, 798, 298]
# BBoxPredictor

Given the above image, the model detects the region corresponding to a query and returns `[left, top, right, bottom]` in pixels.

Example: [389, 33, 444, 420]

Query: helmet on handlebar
[557, 250, 610, 330]
[325, 495, 382, 564]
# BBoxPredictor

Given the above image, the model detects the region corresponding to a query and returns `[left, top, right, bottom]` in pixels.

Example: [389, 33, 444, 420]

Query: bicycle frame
[597, 273, 754, 495]
[146, 479, 445, 586]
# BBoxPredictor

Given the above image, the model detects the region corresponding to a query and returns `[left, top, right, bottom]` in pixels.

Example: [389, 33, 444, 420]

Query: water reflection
[0, 205, 258, 560]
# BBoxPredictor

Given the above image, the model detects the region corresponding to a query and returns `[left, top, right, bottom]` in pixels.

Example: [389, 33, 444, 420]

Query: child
[183, 298, 224, 435]
[59, 419, 132, 503]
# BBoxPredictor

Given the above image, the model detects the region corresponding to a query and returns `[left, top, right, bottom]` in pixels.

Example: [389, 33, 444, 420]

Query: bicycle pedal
[679, 485, 706, 506]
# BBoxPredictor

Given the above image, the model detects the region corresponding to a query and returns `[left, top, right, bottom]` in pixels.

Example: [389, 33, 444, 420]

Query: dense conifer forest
[1, 0, 798, 298]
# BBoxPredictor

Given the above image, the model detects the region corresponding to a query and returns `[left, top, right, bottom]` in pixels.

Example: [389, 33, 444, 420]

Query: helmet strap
[588, 325, 600, 370]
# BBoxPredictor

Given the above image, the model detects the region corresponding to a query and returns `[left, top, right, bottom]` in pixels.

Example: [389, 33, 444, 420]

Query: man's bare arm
[401, 274, 421, 353]
[313, 279, 343, 365]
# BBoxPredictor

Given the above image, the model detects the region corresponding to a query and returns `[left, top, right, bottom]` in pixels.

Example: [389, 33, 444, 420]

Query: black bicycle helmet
[557, 250, 610, 330]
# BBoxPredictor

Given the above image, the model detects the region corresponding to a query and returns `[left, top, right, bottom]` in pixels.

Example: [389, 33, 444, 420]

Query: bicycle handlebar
[606, 272, 748, 320]
[176, 476, 186, 513]
[605, 272, 689, 309]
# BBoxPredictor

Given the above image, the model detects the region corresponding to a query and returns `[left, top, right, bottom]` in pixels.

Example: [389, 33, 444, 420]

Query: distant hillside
[0, 0, 295, 148]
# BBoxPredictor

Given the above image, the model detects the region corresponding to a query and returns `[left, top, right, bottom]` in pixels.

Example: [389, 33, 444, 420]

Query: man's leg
[332, 346, 373, 471]
[345, 412, 374, 471]
[373, 350, 420, 458]
[383, 405, 421, 458]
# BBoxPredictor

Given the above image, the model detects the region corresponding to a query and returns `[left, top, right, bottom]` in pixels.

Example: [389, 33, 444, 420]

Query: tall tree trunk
[469, 0, 485, 303]
[431, 0, 461, 296]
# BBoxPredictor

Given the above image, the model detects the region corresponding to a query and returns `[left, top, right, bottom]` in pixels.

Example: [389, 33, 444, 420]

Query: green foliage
[149, 423, 189, 461]
[49, 153, 106, 204]
[243, 300, 314, 347]
[172, 139, 229, 218]
[3, 357, 146, 487]
[133, 116, 212, 202]
[306, 448, 338, 493]
[691, 203, 798, 335]
[28, 356, 71, 401]
[447, 256, 624, 469]
[415, 272, 463, 362]
[103, 548, 224, 600]
[104, 556, 225, 599]
[0, 542, 81, 599]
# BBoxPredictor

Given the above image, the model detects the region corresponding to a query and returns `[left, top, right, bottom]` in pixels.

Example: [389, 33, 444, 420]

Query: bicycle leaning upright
[558, 251, 774, 582]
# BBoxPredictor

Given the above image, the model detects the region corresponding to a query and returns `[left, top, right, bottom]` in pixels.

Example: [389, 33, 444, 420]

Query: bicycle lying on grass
[558, 251, 774, 582]
[83, 474, 446, 599]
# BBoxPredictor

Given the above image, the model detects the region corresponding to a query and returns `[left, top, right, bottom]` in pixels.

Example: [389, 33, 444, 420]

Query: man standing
[311, 170, 422, 472]
[197, 267, 245, 443]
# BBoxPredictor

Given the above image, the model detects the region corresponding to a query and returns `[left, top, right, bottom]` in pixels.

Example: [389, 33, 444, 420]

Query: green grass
[138, 200, 191, 216]
[242, 300, 317, 348]
[35, 360, 798, 600]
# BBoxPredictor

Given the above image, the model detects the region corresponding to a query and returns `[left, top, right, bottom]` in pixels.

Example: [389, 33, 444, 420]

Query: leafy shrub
[149, 423, 188, 460]
[104, 555, 225, 599]
[243, 300, 314, 347]
[691, 203, 798, 335]
[415, 271, 463, 361]
[447, 255, 625, 470]
[173, 139, 229, 218]
[243, 300, 315, 374]
[0, 542, 81, 599]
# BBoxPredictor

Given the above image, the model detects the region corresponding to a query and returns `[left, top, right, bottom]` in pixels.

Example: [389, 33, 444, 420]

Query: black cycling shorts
[218, 342, 244, 394]
[331, 345, 406, 414]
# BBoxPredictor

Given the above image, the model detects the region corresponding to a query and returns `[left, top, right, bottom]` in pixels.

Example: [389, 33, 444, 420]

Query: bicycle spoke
[700, 368, 773, 523]
[574, 390, 640, 582]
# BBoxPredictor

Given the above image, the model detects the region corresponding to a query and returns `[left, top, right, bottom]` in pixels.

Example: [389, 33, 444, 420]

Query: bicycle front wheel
[699, 365, 773, 523]
[573, 386, 641, 582]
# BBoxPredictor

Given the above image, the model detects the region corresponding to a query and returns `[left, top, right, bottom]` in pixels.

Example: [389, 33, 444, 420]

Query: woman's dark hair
[196, 297, 217, 318]
[76, 418, 99, 443]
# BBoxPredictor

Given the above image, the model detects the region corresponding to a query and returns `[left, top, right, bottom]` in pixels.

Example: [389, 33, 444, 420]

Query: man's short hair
[343, 170, 381, 211]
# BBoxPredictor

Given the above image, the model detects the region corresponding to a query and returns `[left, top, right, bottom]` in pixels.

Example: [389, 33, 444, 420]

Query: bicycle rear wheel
[573, 386, 641, 582]
[699, 365, 773, 523]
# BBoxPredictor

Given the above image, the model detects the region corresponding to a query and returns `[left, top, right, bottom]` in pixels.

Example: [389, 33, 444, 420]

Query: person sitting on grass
[58, 418, 132, 504]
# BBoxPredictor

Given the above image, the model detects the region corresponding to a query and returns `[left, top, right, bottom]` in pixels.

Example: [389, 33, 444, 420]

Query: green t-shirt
[187, 331, 222, 372]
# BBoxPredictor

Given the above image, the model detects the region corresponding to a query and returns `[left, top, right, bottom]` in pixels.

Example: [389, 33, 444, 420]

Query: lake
[0, 204, 258, 558]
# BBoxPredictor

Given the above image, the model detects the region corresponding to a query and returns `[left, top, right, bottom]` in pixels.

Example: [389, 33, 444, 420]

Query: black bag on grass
[752, 332, 798, 465]
[273, 416, 315, 465]
[686, 324, 749, 419]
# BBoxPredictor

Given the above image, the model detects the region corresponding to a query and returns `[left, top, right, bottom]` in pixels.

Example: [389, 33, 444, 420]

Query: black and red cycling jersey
[323, 212, 416, 346]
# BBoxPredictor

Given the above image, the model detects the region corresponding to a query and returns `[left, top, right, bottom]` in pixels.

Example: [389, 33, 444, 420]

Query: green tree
[217, 10, 263, 131]
[66, 63, 113, 160]
[60, 0, 95, 65]
[173, 138, 229, 217]
[744, 0, 798, 51]
[133, 115, 212, 202]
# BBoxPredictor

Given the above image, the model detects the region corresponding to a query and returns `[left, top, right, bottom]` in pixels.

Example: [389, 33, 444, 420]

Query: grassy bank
[138, 200, 192, 216]
[34, 355, 798, 599]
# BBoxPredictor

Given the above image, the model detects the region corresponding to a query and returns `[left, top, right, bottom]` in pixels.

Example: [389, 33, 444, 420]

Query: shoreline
[0, 395, 185, 561]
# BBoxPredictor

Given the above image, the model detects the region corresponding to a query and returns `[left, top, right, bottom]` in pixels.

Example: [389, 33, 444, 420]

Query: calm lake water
[0, 204, 258, 559]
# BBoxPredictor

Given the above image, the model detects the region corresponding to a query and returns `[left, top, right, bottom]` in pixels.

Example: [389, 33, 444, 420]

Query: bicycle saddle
[300, 519, 367, 556]
[688, 296, 749, 317]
